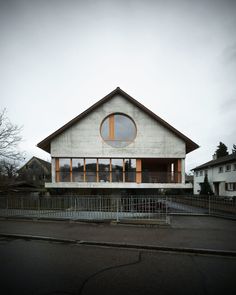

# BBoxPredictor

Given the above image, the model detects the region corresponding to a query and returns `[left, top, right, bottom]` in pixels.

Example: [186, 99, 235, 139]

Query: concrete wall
[45, 182, 192, 189]
[51, 94, 186, 159]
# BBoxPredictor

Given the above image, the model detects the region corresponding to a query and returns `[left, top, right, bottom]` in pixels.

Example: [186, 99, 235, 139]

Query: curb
[0, 216, 170, 227]
[1, 232, 236, 257]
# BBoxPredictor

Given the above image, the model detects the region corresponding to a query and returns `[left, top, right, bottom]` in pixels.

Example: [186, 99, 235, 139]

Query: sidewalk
[0, 215, 236, 253]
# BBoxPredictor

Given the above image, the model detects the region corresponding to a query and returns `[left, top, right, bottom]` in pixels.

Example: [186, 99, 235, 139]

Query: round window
[100, 113, 137, 147]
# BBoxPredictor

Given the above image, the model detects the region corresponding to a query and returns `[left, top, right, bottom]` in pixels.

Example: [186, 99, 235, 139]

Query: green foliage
[215, 142, 228, 159]
[200, 174, 214, 195]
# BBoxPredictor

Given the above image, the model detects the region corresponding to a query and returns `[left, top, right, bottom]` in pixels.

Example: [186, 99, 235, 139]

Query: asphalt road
[0, 237, 236, 295]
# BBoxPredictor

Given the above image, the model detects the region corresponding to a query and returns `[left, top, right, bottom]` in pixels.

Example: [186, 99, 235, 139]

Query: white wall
[194, 163, 236, 196]
[51, 94, 186, 159]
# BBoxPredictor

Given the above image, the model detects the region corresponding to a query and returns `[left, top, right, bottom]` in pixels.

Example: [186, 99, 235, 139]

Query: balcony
[55, 171, 182, 184]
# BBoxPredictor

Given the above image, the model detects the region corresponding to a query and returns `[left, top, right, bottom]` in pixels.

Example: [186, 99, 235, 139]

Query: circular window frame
[100, 113, 137, 147]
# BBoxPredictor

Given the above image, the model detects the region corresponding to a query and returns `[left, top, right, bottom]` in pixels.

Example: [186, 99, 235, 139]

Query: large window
[58, 158, 70, 182]
[124, 159, 136, 182]
[111, 159, 123, 182]
[98, 159, 110, 182]
[85, 159, 97, 182]
[72, 159, 84, 182]
[55, 157, 182, 184]
[100, 113, 136, 147]
[55, 158, 137, 183]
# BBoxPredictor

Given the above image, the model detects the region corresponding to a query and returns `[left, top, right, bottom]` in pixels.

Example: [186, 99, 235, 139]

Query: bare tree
[0, 108, 23, 161]
[0, 159, 20, 179]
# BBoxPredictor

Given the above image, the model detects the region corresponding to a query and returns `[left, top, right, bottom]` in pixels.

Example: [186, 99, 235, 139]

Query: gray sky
[1, 0, 236, 172]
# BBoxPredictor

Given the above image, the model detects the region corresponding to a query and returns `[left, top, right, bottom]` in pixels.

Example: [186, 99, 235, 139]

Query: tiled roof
[193, 153, 236, 170]
[18, 156, 51, 172]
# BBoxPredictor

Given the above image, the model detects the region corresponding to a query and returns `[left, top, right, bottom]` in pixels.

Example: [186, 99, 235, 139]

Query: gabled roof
[192, 153, 236, 170]
[37, 87, 199, 154]
[18, 156, 51, 172]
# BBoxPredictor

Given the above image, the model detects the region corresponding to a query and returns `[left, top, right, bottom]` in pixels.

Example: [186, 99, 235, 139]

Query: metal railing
[55, 171, 182, 183]
[0, 195, 235, 223]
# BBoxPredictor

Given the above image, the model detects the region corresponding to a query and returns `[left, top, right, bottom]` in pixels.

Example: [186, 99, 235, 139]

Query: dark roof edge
[192, 153, 236, 170]
[37, 87, 199, 154]
[18, 156, 51, 171]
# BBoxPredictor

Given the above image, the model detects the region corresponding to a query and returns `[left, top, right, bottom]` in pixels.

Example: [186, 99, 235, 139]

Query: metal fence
[0, 195, 235, 223]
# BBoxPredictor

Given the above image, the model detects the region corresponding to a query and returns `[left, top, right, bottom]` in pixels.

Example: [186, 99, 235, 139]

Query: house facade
[193, 153, 236, 197]
[37, 88, 198, 194]
[18, 156, 51, 186]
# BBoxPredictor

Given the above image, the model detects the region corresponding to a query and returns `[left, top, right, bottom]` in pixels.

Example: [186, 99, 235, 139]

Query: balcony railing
[56, 171, 182, 184]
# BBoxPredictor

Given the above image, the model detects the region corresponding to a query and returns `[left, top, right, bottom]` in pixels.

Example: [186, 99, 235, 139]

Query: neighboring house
[18, 156, 51, 186]
[193, 153, 236, 197]
[185, 174, 194, 185]
[37, 87, 199, 194]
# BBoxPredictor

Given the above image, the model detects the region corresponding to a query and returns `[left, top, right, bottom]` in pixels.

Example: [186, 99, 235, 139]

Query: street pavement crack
[190, 255, 208, 295]
[78, 251, 142, 295]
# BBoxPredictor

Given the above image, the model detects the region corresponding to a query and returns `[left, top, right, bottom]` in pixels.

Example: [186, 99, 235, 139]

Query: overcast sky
[1, 0, 236, 172]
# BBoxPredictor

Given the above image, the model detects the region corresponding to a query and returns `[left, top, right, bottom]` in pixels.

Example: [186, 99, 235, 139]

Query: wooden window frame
[136, 159, 142, 184]
[55, 158, 141, 184]
[55, 158, 60, 182]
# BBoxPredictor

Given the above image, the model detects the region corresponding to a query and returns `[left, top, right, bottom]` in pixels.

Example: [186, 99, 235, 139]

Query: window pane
[111, 159, 123, 182]
[100, 118, 109, 140]
[98, 159, 110, 182]
[124, 159, 136, 182]
[72, 159, 84, 182]
[114, 115, 136, 141]
[59, 158, 70, 182]
[85, 159, 97, 182]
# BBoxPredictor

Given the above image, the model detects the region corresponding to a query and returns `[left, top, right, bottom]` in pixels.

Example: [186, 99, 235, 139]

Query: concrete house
[193, 153, 236, 197]
[37, 87, 199, 194]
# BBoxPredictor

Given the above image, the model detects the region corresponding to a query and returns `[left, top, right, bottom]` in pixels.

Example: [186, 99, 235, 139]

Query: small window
[218, 166, 223, 173]
[226, 183, 236, 191]
[101, 113, 137, 147]
[226, 164, 231, 172]
[233, 164, 236, 171]
[196, 171, 199, 177]
[200, 171, 203, 176]
[204, 170, 208, 176]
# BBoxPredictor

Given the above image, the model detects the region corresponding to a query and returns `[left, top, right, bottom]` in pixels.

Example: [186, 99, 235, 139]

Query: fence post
[165, 196, 168, 223]
[208, 195, 211, 215]
[116, 197, 119, 222]
[37, 197, 40, 216]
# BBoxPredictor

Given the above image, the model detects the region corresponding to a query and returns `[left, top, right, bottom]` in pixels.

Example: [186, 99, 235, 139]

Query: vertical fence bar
[208, 195, 211, 215]
[116, 198, 119, 222]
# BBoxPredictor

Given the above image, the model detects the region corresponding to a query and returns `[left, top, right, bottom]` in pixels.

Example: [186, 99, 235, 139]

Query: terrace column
[181, 158, 185, 184]
[51, 158, 56, 183]
[174, 159, 182, 183]
[136, 159, 142, 184]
